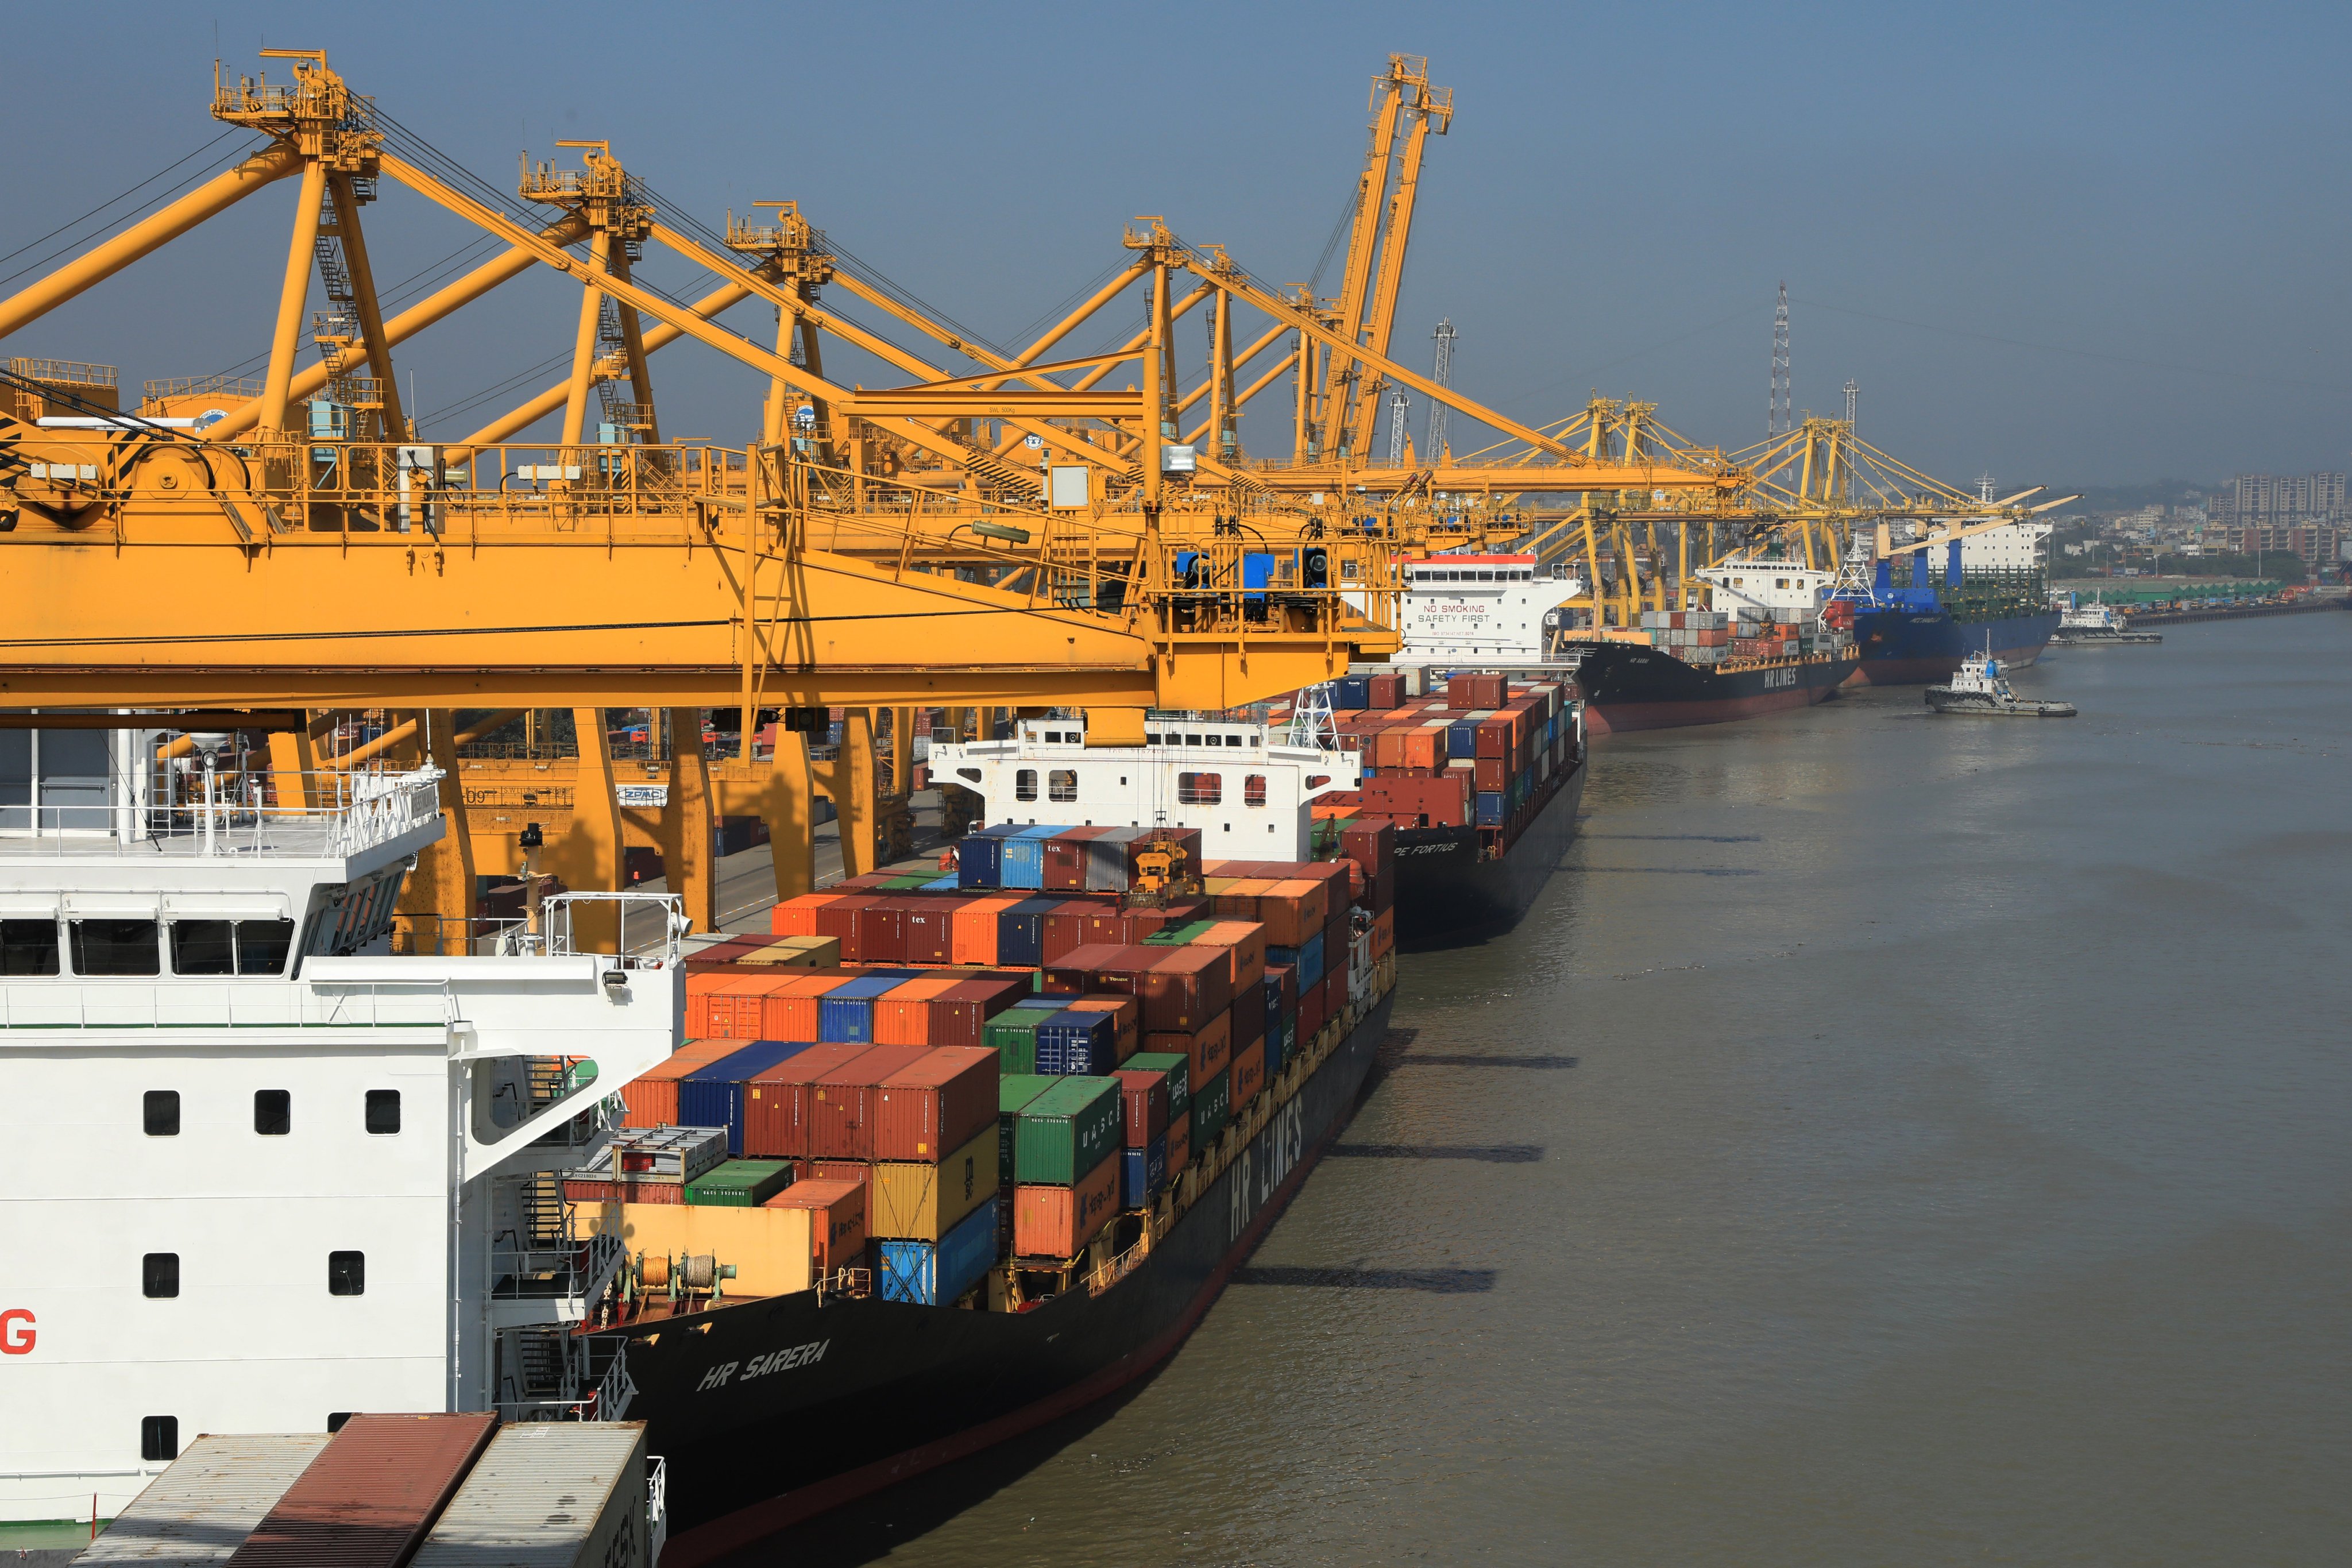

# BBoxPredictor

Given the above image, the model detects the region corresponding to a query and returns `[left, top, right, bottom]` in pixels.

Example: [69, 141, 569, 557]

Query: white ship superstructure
[0, 736, 679, 1524]
[934, 714, 1358, 859]
[1394, 554, 1582, 662]
[1693, 558, 1837, 619]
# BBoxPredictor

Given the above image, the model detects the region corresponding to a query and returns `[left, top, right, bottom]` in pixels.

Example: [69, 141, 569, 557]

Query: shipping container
[762, 1176, 867, 1277]
[679, 1040, 815, 1156]
[1230, 1037, 1266, 1109]
[871, 1044, 997, 1160]
[1134, 945, 1233, 1033]
[872, 975, 958, 1044]
[809, 1042, 931, 1160]
[1145, 1007, 1230, 1090]
[877, 1193, 1000, 1306]
[1191, 1067, 1232, 1149]
[410, 1422, 651, 1568]
[1191, 919, 1268, 994]
[995, 896, 1061, 968]
[683, 1158, 794, 1207]
[1111, 1065, 1171, 1145]
[1012, 1154, 1119, 1257]
[1036, 1009, 1118, 1076]
[226, 1412, 498, 1568]
[78, 1434, 330, 1568]
[1039, 899, 1103, 965]
[1062, 993, 1140, 1064]
[1123, 1051, 1189, 1121]
[901, 902, 954, 965]
[1083, 825, 1146, 892]
[1122, 1136, 1169, 1208]
[754, 971, 848, 1042]
[984, 1007, 1049, 1074]
[770, 891, 845, 937]
[1042, 825, 1110, 891]
[868, 1122, 998, 1241]
[583, 1200, 821, 1296]
[817, 974, 906, 1044]
[1227, 990, 1265, 1052]
[956, 824, 1013, 888]
[846, 898, 907, 964]
[998, 1073, 1057, 1185]
[1164, 1107, 1192, 1172]
[1001, 825, 1065, 890]
[621, 1037, 748, 1127]
[743, 1042, 877, 1158]
[1012, 1075, 1123, 1184]
[949, 893, 1018, 965]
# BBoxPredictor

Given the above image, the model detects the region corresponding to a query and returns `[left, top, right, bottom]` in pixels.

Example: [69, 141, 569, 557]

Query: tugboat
[1925, 652, 2077, 717]
[2052, 592, 2162, 645]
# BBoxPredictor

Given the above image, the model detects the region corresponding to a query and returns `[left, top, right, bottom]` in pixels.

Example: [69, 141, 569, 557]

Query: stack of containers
[868, 1046, 1001, 1304]
[679, 1040, 816, 1156]
[1009, 1076, 1122, 1260]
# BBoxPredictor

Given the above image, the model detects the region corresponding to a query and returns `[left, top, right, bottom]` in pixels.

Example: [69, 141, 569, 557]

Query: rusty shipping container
[224, 1412, 497, 1568]
[409, 1422, 652, 1568]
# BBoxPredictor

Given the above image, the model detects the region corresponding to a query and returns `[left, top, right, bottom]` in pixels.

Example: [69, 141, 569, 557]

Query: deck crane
[0, 51, 1400, 937]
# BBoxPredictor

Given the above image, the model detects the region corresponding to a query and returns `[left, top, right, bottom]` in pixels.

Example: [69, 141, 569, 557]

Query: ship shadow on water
[1229, 1264, 1499, 1292]
[1358, 1028, 1579, 1100]
[1328, 1142, 1544, 1162]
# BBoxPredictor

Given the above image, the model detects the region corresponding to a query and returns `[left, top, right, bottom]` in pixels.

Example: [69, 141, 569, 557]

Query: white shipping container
[80, 1434, 331, 1567]
[409, 1422, 652, 1568]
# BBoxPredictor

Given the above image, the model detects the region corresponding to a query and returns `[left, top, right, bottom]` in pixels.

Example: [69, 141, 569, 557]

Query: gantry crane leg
[813, 710, 879, 879]
[267, 721, 322, 811]
[398, 710, 479, 950]
[659, 708, 716, 930]
[544, 708, 625, 947]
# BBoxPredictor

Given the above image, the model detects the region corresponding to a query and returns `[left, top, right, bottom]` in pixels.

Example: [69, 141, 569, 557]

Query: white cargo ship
[0, 731, 680, 1527]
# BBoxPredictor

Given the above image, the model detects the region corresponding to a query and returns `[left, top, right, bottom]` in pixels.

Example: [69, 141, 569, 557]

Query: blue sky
[6, 1, 2349, 488]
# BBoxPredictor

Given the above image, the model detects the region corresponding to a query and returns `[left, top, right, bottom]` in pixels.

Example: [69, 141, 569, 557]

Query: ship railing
[0, 766, 442, 861]
[544, 891, 688, 967]
[0, 976, 452, 1032]
[1087, 1232, 1152, 1296]
[814, 1266, 872, 1307]
[489, 1227, 626, 1319]
[496, 1329, 636, 1423]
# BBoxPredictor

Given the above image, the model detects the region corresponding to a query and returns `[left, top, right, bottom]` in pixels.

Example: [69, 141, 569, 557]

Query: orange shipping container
[1012, 1156, 1119, 1258]
[763, 1176, 867, 1277]
[1063, 994, 1140, 1064]
[1207, 877, 1277, 928]
[1372, 728, 1409, 770]
[1148, 1010, 1230, 1089]
[770, 892, 844, 937]
[621, 1038, 752, 1127]
[809, 1043, 930, 1159]
[714, 974, 793, 1038]
[1192, 920, 1268, 995]
[873, 976, 960, 1045]
[949, 895, 1019, 967]
[1369, 906, 1395, 960]
[1165, 1109, 1191, 1172]
[744, 1042, 875, 1157]
[1399, 726, 1442, 771]
[872, 1045, 999, 1161]
[1230, 1037, 1266, 1109]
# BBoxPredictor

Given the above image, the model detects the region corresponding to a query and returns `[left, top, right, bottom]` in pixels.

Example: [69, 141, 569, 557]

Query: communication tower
[1388, 387, 1411, 464]
[1768, 282, 1791, 437]
[1426, 318, 1456, 458]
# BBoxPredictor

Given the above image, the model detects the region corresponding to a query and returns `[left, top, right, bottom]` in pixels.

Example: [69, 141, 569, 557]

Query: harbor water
[778, 613, 2352, 1566]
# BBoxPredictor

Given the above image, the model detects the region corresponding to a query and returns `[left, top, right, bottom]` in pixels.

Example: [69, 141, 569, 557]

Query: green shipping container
[1124, 1050, 1190, 1120]
[987, 1010, 1052, 1074]
[1143, 920, 1218, 947]
[1191, 1068, 1232, 1149]
[683, 1158, 794, 1207]
[998, 1074, 1057, 1185]
[1013, 1076, 1122, 1185]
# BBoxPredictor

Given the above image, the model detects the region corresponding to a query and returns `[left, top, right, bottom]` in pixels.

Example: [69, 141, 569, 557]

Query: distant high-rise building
[2217, 471, 2345, 526]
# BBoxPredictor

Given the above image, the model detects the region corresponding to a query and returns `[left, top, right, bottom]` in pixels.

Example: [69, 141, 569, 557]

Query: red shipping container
[622, 1038, 749, 1126]
[1165, 1109, 1192, 1173]
[1064, 994, 1141, 1063]
[847, 898, 908, 964]
[1230, 1037, 1266, 1109]
[1079, 907, 1129, 947]
[1192, 919, 1268, 994]
[744, 1042, 875, 1157]
[1042, 941, 1140, 995]
[1297, 975, 1328, 1043]
[813, 893, 873, 944]
[1322, 966, 1350, 1022]
[1367, 671, 1405, 709]
[1228, 991, 1265, 1051]
[902, 902, 954, 965]
[1041, 899, 1103, 965]
[1136, 946, 1232, 1033]
[1013, 1156, 1119, 1258]
[941, 975, 1029, 1028]
[874, 1045, 998, 1160]
[1148, 1010, 1230, 1088]
[1042, 826, 1109, 892]
[1340, 816, 1396, 888]
[1111, 1066, 1171, 1146]
[237, 1412, 498, 1568]
[1474, 754, 1509, 791]
[764, 1177, 866, 1278]
[809, 1042, 931, 1159]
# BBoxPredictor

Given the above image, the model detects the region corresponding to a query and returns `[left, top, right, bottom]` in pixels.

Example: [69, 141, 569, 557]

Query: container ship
[932, 669, 1584, 949]
[1542, 559, 1859, 733]
[1834, 557, 2060, 683]
[582, 822, 1401, 1560]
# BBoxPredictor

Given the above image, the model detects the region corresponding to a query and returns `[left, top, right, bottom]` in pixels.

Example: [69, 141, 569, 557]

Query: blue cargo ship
[1837, 554, 2060, 686]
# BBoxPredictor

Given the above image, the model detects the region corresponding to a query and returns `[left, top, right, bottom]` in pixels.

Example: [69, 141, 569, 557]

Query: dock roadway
[756, 611, 2352, 1566]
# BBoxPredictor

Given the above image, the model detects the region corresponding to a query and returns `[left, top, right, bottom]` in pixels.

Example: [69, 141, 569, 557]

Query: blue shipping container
[996, 897, 1060, 968]
[1336, 675, 1372, 709]
[1477, 790, 1506, 827]
[1262, 977, 1283, 1042]
[678, 1040, 815, 1156]
[957, 825, 1012, 889]
[877, 1195, 1001, 1306]
[1036, 1010, 1118, 1076]
[817, 975, 906, 1044]
[1447, 720, 1478, 759]
[1122, 1137, 1168, 1208]
[1000, 825, 1066, 891]
[1299, 930, 1324, 990]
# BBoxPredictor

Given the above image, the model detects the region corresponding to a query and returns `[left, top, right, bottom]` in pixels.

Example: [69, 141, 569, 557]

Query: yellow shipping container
[739, 934, 841, 967]
[580, 1202, 817, 1298]
[868, 1123, 998, 1241]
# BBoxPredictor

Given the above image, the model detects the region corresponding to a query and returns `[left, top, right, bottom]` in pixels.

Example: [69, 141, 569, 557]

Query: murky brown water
[783, 613, 2352, 1566]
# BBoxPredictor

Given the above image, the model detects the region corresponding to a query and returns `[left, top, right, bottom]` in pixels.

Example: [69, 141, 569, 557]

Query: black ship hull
[1568, 642, 1857, 733]
[638, 988, 1400, 1567]
[1390, 760, 1584, 951]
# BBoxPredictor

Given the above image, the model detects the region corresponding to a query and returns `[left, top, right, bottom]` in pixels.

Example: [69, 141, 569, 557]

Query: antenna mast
[1426, 317, 1455, 458]
[1388, 387, 1411, 464]
[1768, 281, 1791, 437]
